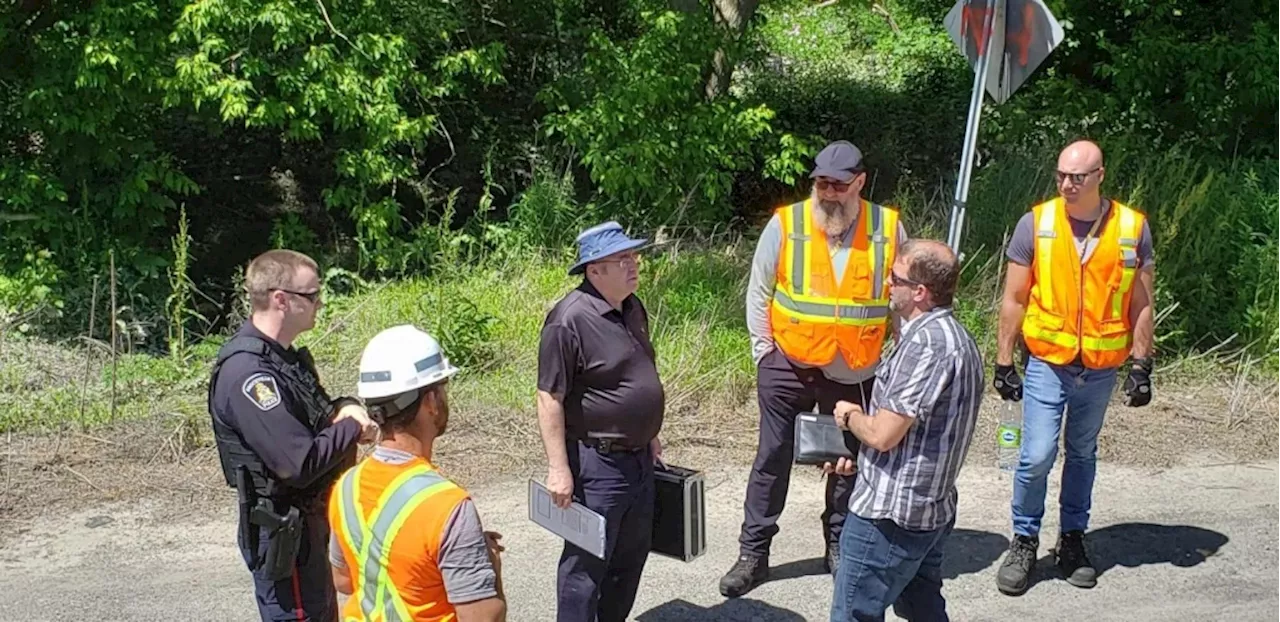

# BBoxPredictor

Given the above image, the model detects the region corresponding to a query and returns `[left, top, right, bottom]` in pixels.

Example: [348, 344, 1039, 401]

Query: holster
[236, 466, 303, 582]
[251, 500, 303, 582]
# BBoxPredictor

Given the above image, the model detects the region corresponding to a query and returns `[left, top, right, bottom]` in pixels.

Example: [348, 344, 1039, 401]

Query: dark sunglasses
[889, 271, 919, 288]
[1055, 168, 1100, 185]
[815, 179, 851, 192]
[276, 288, 322, 304]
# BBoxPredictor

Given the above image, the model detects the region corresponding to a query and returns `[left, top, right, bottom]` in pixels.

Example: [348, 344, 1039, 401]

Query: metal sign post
[946, 0, 1003, 254]
[943, 0, 1064, 254]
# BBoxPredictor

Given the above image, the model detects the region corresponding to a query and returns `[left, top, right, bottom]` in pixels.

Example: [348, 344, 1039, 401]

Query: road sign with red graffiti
[944, 0, 1064, 105]
[943, 0, 1065, 253]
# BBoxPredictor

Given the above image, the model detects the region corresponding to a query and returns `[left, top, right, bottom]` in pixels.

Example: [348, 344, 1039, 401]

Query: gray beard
[814, 199, 856, 238]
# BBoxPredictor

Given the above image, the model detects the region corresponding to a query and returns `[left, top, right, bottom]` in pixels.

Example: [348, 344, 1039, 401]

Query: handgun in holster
[236, 466, 303, 582]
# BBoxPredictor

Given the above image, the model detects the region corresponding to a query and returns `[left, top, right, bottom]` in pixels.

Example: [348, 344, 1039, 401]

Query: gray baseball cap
[809, 140, 865, 182]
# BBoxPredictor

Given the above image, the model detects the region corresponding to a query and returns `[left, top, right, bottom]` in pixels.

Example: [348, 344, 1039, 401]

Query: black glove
[1124, 358, 1153, 407]
[993, 364, 1022, 401]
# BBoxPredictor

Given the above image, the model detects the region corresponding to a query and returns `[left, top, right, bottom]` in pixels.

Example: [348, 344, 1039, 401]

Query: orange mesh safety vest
[1022, 198, 1144, 369]
[770, 198, 899, 369]
[328, 454, 471, 622]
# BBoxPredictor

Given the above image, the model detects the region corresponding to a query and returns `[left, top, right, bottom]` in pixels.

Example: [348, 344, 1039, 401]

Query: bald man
[825, 239, 983, 621]
[993, 140, 1156, 596]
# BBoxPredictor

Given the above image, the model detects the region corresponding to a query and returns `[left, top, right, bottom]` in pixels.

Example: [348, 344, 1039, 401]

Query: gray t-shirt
[1006, 200, 1154, 268]
[747, 208, 908, 384]
[329, 447, 498, 605]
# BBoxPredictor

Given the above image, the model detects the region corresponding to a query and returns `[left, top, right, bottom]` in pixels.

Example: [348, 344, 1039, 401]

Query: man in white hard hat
[537, 221, 665, 622]
[328, 325, 507, 622]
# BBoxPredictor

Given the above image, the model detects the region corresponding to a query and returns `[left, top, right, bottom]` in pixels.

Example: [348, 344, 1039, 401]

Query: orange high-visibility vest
[328, 454, 471, 622]
[1022, 198, 1145, 369]
[770, 198, 899, 369]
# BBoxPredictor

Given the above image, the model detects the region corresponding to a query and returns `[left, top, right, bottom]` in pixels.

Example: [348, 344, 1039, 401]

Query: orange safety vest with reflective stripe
[328, 454, 470, 622]
[1022, 198, 1144, 369]
[769, 198, 899, 369]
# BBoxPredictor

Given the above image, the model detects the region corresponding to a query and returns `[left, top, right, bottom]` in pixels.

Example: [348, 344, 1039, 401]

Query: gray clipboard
[528, 479, 607, 559]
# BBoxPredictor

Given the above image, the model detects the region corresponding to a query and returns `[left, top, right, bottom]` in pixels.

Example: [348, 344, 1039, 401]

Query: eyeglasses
[595, 254, 641, 269]
[1055, 168, 1101, 185]
[815, 174, 862, 193]
[276, 288, 322, 304]
[889, 271, 919, 288]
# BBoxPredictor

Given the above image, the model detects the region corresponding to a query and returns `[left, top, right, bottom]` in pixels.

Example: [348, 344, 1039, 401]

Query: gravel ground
[0, 460, 1274, 621]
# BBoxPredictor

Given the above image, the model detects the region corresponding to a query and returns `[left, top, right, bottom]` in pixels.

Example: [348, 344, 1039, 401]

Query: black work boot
[1054, 530, 1098, 588]
[719, 554, 768, 597]
[996, 534, 1039, 595]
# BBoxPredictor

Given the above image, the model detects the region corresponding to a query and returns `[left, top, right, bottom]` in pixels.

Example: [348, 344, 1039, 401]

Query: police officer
[536, 221, 665, 622]
[209, 249, 377, 622]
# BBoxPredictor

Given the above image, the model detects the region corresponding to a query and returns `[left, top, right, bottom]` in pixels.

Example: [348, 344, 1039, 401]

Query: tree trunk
[704, 0, 760, 100]
[669, 0, 761, 101]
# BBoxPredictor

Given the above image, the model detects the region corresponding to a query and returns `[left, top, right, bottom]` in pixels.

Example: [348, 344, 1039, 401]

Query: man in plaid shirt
[825, 239, 984, 621]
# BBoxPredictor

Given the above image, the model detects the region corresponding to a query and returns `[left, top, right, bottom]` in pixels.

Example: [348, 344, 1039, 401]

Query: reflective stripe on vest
[1113, 207, 1139, 318]
[336, 463, 457, 621]
[774, 199, 891, 322]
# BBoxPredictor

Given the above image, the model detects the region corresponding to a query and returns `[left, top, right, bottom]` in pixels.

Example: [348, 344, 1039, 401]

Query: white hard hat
[357, 325, 459, 406]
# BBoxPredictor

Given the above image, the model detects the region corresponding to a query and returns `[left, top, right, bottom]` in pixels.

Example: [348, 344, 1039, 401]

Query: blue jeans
[830, 513, 955, 622]
[1011, 356, 1118, 537]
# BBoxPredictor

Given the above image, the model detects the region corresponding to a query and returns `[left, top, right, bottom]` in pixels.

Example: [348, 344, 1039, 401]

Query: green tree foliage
[540, 7, 811, 226]
[0, 0, 1275, 360]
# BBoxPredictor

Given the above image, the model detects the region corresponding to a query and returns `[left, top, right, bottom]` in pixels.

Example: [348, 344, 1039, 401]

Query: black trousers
[240, 508, 336, 622]
[738, 349, 875, 558]
[557, 440, 655, 622]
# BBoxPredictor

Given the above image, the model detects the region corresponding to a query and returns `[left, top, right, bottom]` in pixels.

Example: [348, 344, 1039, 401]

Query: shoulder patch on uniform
[241, 373, 282, 411]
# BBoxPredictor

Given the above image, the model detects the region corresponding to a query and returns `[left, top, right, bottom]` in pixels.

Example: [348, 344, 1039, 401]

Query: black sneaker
[719, 554, 769, 597]
[1054, 530, 1097, 588]
[996, 535, 1039, 595]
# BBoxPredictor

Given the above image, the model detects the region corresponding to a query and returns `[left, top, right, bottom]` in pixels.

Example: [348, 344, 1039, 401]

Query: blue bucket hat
[568, 221, 648, 276]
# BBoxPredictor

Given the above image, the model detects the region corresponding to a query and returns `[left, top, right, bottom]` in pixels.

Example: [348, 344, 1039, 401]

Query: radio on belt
[650, 463, 706, 562]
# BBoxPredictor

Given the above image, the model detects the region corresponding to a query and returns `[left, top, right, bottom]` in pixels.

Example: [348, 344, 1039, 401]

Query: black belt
[580, 438, 647, 454]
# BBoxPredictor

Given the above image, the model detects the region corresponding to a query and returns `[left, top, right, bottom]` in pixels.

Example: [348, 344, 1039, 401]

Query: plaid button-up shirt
[848, 306, 984, 531]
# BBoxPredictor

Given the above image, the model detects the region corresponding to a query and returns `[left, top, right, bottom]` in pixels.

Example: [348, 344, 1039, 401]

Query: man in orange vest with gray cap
[720, 140, 908, 597]
[328, 325, 507, 621]
[992, 140, 1155, 596]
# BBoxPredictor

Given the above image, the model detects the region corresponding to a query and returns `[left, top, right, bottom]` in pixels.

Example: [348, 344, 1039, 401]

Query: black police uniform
[209, 321, 361, 622]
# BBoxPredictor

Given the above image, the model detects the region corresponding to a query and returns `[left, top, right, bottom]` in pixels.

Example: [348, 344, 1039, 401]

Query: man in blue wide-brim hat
[534, 220, 667, 622]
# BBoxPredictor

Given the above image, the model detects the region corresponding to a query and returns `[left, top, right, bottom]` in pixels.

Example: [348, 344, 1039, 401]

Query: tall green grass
[3, 143, 1274, 434]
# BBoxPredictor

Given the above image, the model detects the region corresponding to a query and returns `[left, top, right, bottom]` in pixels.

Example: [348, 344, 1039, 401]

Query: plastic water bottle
[996, 400, 1022, 472]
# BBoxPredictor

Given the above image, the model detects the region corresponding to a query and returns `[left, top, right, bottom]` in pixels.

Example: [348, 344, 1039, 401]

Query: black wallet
[793, 413, 859, 465]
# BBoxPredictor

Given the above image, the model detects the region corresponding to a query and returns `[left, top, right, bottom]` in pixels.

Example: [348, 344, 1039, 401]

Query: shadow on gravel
[729, 528, 1010, 590]
[636, 598, 806, 621]
[942, 528, 1010, 580]
[762, 556, 826, 584]
[1025, 522, 1230, 591]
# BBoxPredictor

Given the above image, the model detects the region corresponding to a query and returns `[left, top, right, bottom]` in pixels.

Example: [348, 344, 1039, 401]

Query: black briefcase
[651, 463, 707, 562]
[793, 413, 858, 465]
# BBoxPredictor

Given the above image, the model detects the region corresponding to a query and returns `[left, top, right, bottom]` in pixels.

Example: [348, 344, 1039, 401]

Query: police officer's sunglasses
[1055, 168, 1101, 185]
[276, 288, 322, 304]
